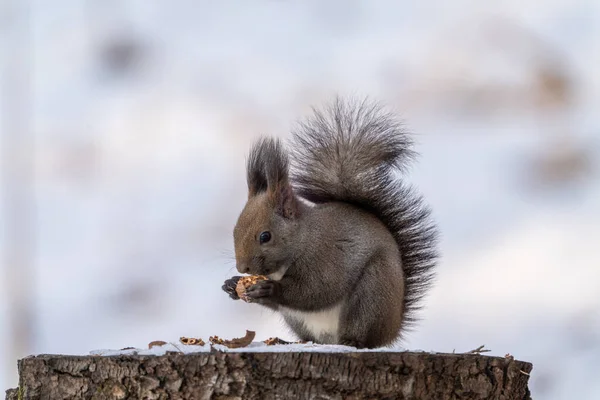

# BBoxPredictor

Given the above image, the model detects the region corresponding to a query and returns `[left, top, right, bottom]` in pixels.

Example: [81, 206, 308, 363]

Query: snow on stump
[5, 345, 532, 400]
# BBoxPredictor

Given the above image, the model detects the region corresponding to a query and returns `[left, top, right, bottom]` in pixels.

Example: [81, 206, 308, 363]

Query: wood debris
[467, 345, 491, 354]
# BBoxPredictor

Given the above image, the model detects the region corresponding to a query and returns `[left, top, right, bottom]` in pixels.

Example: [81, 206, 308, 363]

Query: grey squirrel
[222, 98, 438, 348]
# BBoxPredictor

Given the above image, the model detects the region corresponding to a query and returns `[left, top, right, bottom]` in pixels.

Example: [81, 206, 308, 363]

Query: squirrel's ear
[270, 181, 300, 219]
[259, 137, 299, 219]
[246, 137, 299, 217]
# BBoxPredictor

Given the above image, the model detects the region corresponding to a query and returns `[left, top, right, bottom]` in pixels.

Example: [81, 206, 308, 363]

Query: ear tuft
[246, 136, 299, 218]
[246, 137, 271, 197]
[262, 138, 298, 219]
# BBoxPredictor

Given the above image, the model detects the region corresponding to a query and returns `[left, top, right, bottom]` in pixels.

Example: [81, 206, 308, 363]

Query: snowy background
[1, 1, 599, 398]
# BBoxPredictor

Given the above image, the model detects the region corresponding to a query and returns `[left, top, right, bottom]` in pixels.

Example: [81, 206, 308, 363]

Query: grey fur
[225, 97, 439, 348]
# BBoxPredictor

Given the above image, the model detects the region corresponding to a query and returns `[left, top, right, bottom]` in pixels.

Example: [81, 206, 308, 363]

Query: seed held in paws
[236, 275, 269, 302]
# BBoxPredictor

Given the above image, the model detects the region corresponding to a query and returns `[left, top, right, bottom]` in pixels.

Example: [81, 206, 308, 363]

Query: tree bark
[6, 351, 532, 400]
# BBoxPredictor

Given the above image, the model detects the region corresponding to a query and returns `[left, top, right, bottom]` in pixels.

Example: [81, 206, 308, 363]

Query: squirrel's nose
[236, 262, 250, 274]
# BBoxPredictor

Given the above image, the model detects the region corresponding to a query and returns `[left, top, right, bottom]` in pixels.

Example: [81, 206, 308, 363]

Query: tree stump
[5, 351, 532, 399]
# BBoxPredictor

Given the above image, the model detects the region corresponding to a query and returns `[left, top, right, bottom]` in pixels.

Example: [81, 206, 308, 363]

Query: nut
[179, 337, 205, 346]
[210, 330, 255, 349]
[236, 275, 269, 302]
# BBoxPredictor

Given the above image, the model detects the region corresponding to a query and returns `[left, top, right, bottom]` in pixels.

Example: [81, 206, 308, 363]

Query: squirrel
[222, 98, 438, 348]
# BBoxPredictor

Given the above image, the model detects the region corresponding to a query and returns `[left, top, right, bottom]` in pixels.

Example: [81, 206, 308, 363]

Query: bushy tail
[290, 97, 439, 330]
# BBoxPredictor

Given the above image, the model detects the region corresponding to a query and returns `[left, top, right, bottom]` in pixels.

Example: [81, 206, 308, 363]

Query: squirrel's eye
[259, 231, 271, 244]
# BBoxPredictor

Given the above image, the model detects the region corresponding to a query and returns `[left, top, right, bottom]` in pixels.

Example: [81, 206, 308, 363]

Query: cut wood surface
[6, 351, 532, 400]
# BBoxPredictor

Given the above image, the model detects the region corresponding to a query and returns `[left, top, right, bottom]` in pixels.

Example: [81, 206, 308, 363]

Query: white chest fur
[280, 303, 343, 343]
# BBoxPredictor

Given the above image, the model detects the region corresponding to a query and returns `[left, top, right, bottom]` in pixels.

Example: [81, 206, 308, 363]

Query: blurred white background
[1, 1, 599, 398]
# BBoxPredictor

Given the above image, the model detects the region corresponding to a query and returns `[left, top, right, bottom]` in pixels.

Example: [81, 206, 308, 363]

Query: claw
[245, 280, 278, 300]
[222, 276, 242, 300]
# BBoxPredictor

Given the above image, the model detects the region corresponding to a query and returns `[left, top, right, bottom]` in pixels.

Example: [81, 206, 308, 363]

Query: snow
[89, 341, 410, 356]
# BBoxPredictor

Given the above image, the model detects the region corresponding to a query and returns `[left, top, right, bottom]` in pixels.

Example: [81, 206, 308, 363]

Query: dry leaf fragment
[148, 341, 167, 349]
[120, 347, 135, 350]
[210, 330, 255, 349]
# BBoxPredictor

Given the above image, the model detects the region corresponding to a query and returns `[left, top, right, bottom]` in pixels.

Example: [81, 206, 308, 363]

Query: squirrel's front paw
[245, 280, 280, 301]
[222, 276, 242, 300]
